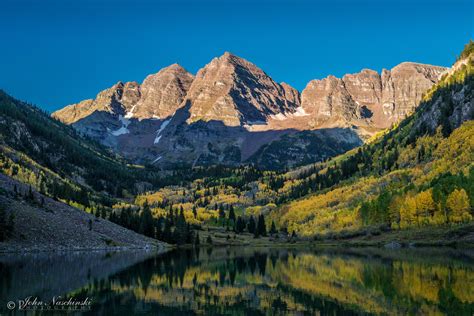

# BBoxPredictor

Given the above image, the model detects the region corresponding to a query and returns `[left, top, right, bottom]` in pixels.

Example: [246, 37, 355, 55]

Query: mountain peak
[160, 63, 188, 73]
[390, 61, 447, 73]
[186, 53, 300, 126]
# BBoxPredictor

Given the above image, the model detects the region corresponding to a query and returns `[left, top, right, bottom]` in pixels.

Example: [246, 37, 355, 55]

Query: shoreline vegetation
[177, 222, 474, 249]
[2, 222, 472, 254]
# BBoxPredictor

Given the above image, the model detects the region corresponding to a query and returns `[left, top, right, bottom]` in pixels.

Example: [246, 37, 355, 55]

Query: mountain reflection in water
[1, 247, 473, 315]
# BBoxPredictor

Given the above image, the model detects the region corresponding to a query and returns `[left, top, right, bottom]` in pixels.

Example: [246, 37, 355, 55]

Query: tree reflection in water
[1, 247, 473, 315]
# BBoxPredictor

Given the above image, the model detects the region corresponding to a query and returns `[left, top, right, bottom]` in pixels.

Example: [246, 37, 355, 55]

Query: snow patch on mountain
[111, 127, 129, 136]
[156, 118, 171, 134]
[153, 117, 172, 145]
[124, 105, 137, 119]
[118, 115, 131, 127]
[271, 113, 287, 121]
[111, 115, 131, 136]
[154, 135, 162, 144]
[292, 106, 309, 117]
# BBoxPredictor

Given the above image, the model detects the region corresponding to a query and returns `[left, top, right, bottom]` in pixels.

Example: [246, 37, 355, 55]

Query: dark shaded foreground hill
[0, 174, 170, 252]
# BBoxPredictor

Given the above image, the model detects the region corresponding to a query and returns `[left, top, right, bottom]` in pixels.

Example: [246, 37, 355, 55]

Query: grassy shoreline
[186, 223, 474, 249]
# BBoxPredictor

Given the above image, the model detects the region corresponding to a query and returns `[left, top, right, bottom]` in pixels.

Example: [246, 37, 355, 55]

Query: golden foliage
[447, 189, 472, 223]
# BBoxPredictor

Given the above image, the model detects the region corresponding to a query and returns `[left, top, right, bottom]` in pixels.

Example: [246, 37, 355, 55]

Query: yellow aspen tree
[415, 190, 436, 226]
[431, 203, 447, 225]
[447, 189, 472, 223]
[389, 195, 403, 229]
[400, 196, 416, 229]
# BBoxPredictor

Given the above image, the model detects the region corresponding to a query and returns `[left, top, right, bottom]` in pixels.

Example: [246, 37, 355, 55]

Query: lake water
[1, 247, 473, 315]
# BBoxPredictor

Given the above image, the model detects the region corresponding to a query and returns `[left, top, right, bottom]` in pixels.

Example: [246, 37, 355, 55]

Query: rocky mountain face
[131, 64, 194, 120]
[53, 64, 194, 148]
[52, 53, 447, 169]
[414, 53, 473, 133]
[300, 62, 447, 130]
[54, 64, 193, 123]
[185, 52, 301, 126]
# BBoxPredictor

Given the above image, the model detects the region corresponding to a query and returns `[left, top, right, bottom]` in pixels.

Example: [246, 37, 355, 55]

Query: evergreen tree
[139, 201, 155, 238]
[228, 205, 236, 223]
[206, 235, 213, 245]
[248, 216, 256, 234]
[175, 209, 188, 245]
[256, 214, 267, 238]
[185, 224, 194, 244]
[155, 219, 163, 240]
[168, 204, 174, 225]
[195, 232, 200, 246]
[162, 220, 173, 243]
[218, 205, 226, 226]
[235, 216, 246, 233]
[269, 220, 277, 235]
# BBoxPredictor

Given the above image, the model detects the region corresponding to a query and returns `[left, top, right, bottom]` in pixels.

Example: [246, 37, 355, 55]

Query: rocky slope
[52, 53, 447, 169]
[414, 58, 474, 133]
[0, 174, 169, 252]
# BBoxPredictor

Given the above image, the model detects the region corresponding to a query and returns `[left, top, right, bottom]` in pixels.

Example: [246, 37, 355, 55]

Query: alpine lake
[1, 246, 473, 315]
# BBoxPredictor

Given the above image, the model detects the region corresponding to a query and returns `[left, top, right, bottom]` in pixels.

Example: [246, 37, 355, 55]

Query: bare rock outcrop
[131, 64, 194, 119]
[52, 64, 194, 124]
[53, 81, 140, 124]
[301, 62, 447, 129]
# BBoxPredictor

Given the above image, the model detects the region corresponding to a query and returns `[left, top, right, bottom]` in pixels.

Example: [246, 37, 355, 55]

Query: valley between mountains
[0, 41, 473, 251]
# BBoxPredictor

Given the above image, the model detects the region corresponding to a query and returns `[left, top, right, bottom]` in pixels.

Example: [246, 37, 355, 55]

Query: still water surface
[1, 247, 473, 315]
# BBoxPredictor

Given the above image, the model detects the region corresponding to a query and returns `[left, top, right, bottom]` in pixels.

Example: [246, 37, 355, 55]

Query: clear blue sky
[1, 0, 472, 112]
